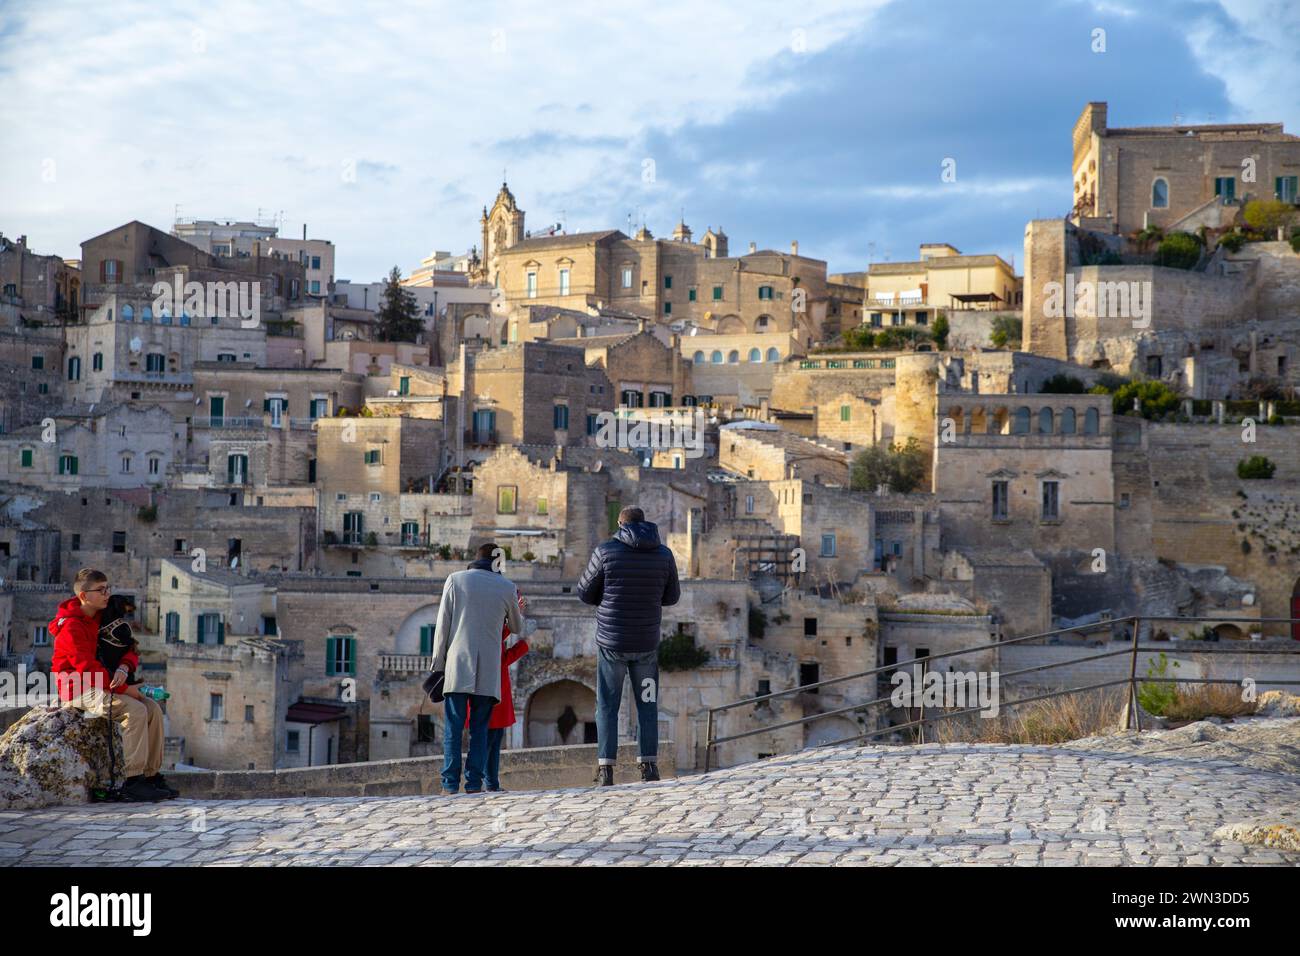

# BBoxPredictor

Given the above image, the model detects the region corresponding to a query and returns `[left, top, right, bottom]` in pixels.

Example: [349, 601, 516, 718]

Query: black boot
[121, 775, 165, 802]
[639, 762, 660, 782]
[147, 773, 180, 799]
[594, 765, 614, 787]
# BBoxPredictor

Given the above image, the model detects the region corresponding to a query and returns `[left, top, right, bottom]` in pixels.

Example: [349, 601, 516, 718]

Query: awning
[285, 702, 348, 724]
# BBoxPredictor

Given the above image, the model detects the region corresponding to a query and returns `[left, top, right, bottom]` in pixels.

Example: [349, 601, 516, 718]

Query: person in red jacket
[50, 568, 171, 802]
[482, 591, 528, 792]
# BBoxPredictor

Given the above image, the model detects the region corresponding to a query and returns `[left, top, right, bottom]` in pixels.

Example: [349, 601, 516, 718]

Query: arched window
[1013, 406, 1031, 434]
[141, 306, 152, 323]
[1152, 178, 1169, 208]
[711, 350, 722, 364]
[693, 350, 705, 364]
[749, 348, 762, 362]
[766, 347, 779, 362]
[1038, 407, 1054, 434]
[1084, 407, 1100, 435]
[1061, 407, 1077, 434]
[728, 350, 739, 364]
[121, 304, 134, 322]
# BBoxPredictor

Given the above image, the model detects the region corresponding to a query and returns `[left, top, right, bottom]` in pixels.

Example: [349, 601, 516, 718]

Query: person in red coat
[482, 591, 528, 792]
[50, 568, 171, 802]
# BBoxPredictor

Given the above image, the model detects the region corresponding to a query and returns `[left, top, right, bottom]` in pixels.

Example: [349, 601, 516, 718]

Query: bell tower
[474, 182, 525, 287]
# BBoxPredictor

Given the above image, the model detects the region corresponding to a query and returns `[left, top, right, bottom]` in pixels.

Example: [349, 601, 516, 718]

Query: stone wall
[161, 740, 676, 799]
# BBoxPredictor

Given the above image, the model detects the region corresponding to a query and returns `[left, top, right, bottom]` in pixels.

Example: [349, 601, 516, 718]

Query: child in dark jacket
[484, 592, 528, 792]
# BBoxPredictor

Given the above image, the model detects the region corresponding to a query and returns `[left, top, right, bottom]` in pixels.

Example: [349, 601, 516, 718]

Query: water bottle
[138, 685, 170, 701]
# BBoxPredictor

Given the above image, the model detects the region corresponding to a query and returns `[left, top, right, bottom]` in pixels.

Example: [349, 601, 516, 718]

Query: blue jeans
[595, 646, 659, 765]
[442, 692, 495, 792]
[486, 727, 506, 790]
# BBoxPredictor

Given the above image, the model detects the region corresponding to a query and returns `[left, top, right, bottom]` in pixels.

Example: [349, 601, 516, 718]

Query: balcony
[464, 428, 498, 446]
[377, 654, 434, 673]
[289, 417, 319, 430]
[193, 416, 262, 429]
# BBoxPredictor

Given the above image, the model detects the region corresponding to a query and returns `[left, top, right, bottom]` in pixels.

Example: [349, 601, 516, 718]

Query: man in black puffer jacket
[577, 506, 680, 785]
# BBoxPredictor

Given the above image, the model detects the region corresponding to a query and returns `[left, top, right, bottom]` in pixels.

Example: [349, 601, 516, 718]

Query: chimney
[303, 224, 307, 241]
[791, 240, 799, 256]
[748, 242, 757, 254]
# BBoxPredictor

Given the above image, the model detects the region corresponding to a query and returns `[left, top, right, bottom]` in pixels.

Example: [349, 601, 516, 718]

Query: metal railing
[702, 615, 1300, 771]
[192, 416, 262, 429]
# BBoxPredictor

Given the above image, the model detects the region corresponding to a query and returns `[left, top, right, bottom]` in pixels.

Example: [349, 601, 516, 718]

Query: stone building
[1070, 101, 1300, 237]
[864, 243, 1022, 327]
[0, 233, 79, 324]
[0, 403, 176, 490]
[717, 421, 848, 486]
[471, 184, 829, 343]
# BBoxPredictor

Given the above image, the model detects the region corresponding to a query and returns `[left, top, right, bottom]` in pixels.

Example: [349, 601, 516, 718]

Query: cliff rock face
[0, 706, 123, 810]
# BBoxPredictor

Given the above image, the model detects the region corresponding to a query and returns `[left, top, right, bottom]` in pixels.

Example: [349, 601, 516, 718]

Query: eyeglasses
[84, 586, 111, 595]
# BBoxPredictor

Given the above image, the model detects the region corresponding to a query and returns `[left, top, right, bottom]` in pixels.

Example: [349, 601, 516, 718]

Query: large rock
[0, 706, 124, 810]
[1255, 690, 1300, 717]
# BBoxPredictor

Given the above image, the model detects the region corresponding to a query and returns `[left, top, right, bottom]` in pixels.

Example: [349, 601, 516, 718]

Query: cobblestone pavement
[4, 739, 1299, 866]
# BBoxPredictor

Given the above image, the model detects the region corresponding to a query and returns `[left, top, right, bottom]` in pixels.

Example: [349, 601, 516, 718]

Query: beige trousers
[67, 688, 164, 778]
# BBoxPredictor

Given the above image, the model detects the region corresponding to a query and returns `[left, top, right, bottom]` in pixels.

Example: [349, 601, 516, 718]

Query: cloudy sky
[1, 0, 1296, 279]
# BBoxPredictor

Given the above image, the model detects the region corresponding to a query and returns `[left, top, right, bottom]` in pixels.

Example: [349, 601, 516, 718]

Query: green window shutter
[70, 457, 78, 476]
[217, 619, 225, 645]
[325, 636, 336, 675]
[419, 625, 432, 655]
[345, 638, 356, 675]
[21, 449, 32, 468]
[197, 615, 207, 644]
[607, 501, 621, 535]
[263, 399, 271, 412]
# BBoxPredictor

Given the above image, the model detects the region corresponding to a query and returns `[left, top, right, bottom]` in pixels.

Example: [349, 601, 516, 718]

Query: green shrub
[437, 544, 452, 560]
[1138, 653, 1180, 716]
[1040, 373, 1086, 394]
[989, 314, 1022, 349]
[1268, 414, 1284, 426]
[1108, 379, 1181, 419]
[1191, 399, 1212, 416]
[1237, 455, 1276, 479]
[137, 504, 158, 523]
[1243, 198, 1294, 236]
[658, 630, 710, 671]
[1218, 231, 1247, 253]
[364, 531, 379, 546]
[1154, 231, 1202, 270]
[1291, 232, 1300, 254]
[522, 550, 536, 562]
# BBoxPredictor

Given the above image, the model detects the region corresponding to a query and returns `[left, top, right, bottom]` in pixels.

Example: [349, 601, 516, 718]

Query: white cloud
[0, 0, 886, 278]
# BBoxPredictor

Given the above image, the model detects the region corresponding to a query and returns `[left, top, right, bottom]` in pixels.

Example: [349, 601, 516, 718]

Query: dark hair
[618, 507, 645, 525]
[475, 542, 498, 561]
[74, 568, 107, 594]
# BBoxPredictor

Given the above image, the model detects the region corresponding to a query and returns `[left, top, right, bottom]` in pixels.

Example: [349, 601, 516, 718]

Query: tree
[850, 438, 927, 493]
[989, 314, 1022, 349]
[844, 326, 875, 350]
[1040, 373, 1086, 394]
[1243, 198, 1294, 237]
[931, 312, 950, 350]
[376, 266, 423, 343]
[1106, 379, 1181, 419]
